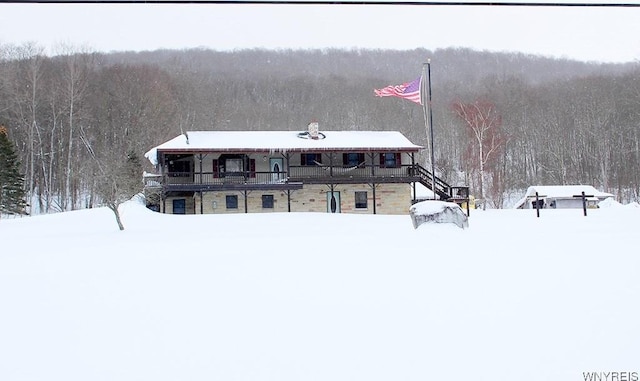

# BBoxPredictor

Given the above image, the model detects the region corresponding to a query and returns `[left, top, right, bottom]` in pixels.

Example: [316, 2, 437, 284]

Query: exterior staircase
[412, 164, 471, 213]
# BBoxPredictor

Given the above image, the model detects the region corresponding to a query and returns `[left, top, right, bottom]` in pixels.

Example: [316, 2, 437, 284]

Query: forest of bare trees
[1, 44, 639, 212]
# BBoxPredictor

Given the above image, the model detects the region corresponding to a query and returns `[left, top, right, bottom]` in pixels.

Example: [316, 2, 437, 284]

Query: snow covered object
[409, 201, 468, 229]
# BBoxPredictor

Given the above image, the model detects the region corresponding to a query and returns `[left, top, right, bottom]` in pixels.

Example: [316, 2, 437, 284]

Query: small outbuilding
[513, 185, 614, 209]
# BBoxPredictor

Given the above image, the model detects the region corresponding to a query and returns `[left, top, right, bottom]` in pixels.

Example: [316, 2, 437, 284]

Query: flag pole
[421, 59, 436, 200]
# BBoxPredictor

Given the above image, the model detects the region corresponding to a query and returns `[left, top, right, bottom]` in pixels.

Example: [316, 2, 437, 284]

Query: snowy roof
[512, 185, 614, 208]
[145, 130, 422, 165]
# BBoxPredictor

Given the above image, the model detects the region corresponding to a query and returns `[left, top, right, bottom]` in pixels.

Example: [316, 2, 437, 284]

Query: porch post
[329, 153, 333, 177]
[198, 154, 203, 184]
[372, 183, 377, 215]
[370, 152, 376, 177]
[411, 153, 416, 203]
[286, 153, 292, 212]
[285, 152, 290, 174]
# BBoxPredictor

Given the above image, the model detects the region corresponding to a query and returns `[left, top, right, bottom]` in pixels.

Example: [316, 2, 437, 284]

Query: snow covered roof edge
[145, 130, 423, 166]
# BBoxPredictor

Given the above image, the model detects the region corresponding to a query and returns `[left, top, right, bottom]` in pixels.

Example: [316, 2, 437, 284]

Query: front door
[173, 199, 186, 214]
[270, 158, 284, 182]
[327, 191, 341, 213]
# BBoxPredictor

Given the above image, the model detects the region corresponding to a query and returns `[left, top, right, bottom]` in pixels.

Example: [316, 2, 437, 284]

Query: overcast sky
[1, 1, 640, 63]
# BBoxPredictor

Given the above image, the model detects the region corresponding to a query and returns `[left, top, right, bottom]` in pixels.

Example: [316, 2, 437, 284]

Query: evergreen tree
[0, 125, 27, 217]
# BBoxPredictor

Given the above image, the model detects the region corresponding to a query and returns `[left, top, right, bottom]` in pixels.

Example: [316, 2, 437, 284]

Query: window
[343, 153, 364, 166]
[168, 159, 191, 176]
[215, 155, 256, 178]
[301, 153, 322, 166]
[262, 194, 274, 209]
[226, 195, 238, 209]
[380, 152, 401, 168]
[225, 158, 243, 173]
[355, 191, 368, 209]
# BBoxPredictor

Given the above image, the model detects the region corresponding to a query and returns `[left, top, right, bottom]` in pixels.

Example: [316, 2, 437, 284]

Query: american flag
[374, 76, 422, 105]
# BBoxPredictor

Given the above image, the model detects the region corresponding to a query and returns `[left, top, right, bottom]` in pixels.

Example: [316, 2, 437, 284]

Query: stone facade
[163, 195, 196, 215]
[166, 183, 412, 215]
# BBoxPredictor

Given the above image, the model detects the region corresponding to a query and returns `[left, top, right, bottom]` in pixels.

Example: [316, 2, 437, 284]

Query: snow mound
[409, 201, 469, 229]
[598, 197, 622, 208]
[598, 197, 640, 209]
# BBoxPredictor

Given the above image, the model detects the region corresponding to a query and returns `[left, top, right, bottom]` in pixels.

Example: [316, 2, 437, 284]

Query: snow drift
[1, 201, 639, 381]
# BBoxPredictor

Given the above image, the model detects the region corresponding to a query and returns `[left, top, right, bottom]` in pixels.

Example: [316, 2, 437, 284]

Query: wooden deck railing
[153, 164, 418, 189]
[163, 171, 289, 186]
[288, 164, 414, 180]
[145, 163, 469, 208]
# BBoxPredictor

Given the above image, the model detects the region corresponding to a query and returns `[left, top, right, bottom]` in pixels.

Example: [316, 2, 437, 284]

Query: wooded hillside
[1, 44, 638, 211]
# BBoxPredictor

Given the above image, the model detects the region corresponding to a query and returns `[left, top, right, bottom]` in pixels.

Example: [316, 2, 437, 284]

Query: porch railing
[146, 163, 468, 206]
[157, 164, 417, 188]
[288, 164, 414, 180]
[164, 171, 290, 186]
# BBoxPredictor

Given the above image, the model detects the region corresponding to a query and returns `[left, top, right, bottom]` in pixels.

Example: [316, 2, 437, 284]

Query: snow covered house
[144, 124, 467, 215]
[513, 185, 615, 209]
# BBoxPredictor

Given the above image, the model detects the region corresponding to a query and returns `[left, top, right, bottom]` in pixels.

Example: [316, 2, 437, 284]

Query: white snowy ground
[1, 198, 638, 381]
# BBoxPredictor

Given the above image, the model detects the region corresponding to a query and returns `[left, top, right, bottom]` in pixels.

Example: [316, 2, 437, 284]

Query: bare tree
[79, 127, 142, 230]
[452, 99, 505, 206]
[54, 44, 95, 210]
[21, 45, 45, 213]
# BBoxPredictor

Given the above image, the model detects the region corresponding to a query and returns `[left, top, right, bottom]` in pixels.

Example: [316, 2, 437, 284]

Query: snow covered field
[1, 199, 638, 381]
